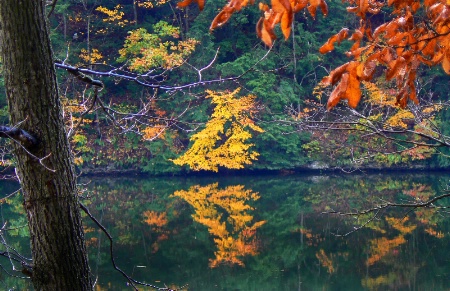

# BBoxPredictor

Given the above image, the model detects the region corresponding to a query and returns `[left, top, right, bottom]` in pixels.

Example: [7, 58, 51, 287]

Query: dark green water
[1, 172, 450, 290]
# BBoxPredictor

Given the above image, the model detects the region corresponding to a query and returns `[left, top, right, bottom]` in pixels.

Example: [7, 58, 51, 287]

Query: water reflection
[1, 173, 450, 290]
[172, 183, 265, 267]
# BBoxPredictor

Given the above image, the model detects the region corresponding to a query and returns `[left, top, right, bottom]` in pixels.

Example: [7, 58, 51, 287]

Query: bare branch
[0, 126, 38, 148]
[80, 203, 184, 291]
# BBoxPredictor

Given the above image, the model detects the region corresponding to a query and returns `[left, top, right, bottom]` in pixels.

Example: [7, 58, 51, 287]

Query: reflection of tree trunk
[0, 1, 92, 289]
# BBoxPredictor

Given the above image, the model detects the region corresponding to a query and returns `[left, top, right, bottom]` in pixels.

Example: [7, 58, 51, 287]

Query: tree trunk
[0, 1, 92, 290]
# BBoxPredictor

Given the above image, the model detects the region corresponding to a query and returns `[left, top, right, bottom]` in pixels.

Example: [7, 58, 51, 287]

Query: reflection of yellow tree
[367, 217, 416, 266]
[173, 183, 265, 267]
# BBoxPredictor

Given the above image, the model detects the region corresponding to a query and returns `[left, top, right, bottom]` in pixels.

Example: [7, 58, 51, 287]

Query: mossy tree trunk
[0, 1, 92, 289]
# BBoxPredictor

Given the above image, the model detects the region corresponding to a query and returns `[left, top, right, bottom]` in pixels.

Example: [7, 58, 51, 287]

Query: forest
[0, 0, 449, 290]
[1, 0, 448, 175]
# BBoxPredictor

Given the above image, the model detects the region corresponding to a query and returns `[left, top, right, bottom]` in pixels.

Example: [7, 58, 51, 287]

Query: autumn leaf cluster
[177, 0, 449, 110]
[172, 89, 263, 172]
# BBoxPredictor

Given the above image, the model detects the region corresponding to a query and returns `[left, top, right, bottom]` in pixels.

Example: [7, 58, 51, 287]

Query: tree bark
[0, 1, 92, 290]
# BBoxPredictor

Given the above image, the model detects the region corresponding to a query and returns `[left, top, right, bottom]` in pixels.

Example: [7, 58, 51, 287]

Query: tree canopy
[177, 0, 449, 110]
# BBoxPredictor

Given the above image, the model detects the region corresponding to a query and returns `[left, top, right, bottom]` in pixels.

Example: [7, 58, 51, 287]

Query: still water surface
[2, 172, 450, 290]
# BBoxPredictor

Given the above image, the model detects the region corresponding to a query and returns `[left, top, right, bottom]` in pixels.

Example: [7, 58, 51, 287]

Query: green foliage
[36, 0, 446, 175]
[252, 122, 310, 170]
[117, 21, 198, 73]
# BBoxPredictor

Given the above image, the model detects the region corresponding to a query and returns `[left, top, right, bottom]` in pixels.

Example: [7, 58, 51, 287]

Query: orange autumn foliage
[143, 210, 168, 228]
[177, 0, 449, 110]
[172, 183, 265, 267]
[316, 249, 335, 273]
[366, 216, 416, 266]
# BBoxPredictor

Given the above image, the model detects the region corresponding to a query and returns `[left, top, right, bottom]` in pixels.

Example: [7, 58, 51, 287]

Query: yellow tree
[172, 89, 264, 172]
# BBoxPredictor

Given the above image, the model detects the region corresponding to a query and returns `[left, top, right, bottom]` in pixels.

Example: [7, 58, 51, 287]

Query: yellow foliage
[137, 1, 154, 8]
[74, 156, 84, 166]
[142, 126, 165, 140]
[69, 14, 84, 22]
[136, 0, 169, 8]
[362, 81, 442, 131]
[118, 26, 198, 72]
[96, 5, 129, 27]
[172, 89, 263, 172]
[79, 48, 104, 64]
[172, 183, 265, 267]
[386, 110, 415, 129]
[363, 81, 396, 107]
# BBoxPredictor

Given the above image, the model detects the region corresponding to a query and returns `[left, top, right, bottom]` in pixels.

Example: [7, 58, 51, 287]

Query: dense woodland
[0, 1, 448, 289]
[1, 0, 448, 175]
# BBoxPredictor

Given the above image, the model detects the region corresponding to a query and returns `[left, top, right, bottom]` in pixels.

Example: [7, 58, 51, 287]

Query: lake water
[2, 172, 450, 290]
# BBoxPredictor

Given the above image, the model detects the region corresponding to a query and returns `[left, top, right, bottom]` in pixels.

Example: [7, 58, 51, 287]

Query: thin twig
[79, 202, 181, 291]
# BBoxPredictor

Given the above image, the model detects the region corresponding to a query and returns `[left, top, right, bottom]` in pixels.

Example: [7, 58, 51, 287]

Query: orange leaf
[327, 73, 349, 110]
[280, 13, 293, 39]
[292, 0, 308, 12]
[395, 87, 408, 108]
[359, 0, 369, 16]
[346, 70, 362, 108]
[319, 28, 349, 54]
[386, 56, 406, 81]
[379, 47, 395, 65]
[442, 54, 450, 74]
[319, 0, 328, 16]
[271, 0, 293, 39]
[256, 17, 277, 46]
[322, 63, 349, 85]
[326, 62, 361, 109]
[272, 0, 291, 12]
[210, 6, 235, 31]
[177, 0, 204, 10]
[356, 61, 376, 80]
[349, 29, 364, 42]
[307, 0, 321, 18]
